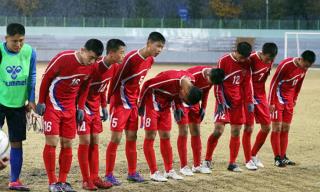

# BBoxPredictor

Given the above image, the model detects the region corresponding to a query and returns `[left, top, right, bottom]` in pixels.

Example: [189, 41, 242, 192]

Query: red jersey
[107, 50, 154, 109]
[38, 50, 94, 111]
[83, 57, 117, 115]
[139, 70, 195, 110]
[249, 51, 273, 102]
[268, 58, 306, 105]
[214, 53, 253, 108]
[185, 65, 213, 109]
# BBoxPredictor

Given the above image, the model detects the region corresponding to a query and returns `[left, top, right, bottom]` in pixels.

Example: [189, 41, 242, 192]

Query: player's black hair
[84, 39, 104, 57]
[262, 42, 278, 58]
[148, 32, 166, 44]
[237, 42, 252, 58]
[106, 39, 126, 54]
[301, 50, 316, 64]
[187, 86, 203, 105]
[210, 68, 225, 85]
[7, 23, 25, 36]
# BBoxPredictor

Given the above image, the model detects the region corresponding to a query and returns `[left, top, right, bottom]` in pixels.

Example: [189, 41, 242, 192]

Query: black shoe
[61, 182, 77, 192]
[274, 156, 286, 167]
[283, 155, 296, 166]
[227, 163, 242, 172]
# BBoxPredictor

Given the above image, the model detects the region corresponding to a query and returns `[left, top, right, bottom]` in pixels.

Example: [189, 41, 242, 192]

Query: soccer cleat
[192, 165, 212, 174]
[127, 172, 145, 182]
[82, 180, 98, 191]
[105, 174, 121, 186]
[150, 171, 168, 182]
[60, 182, 76, 192]
[180, 166, 194, 176]
[245, 160, 258, 170]
[48, 182, 64, 192]
[274, 156, 286, 167]
[164, 169, 184, 180]
[283, 155, 296, 166]
[8, 180, 30, 191]
[92, 177, 112, 189]
[227, 164, 242, 172]
[252, 156, 264, 168]
[202, 160, 213, 169]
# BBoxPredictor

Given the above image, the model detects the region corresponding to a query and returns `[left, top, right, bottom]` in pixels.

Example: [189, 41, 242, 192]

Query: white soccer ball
[0, 129, 10, 160]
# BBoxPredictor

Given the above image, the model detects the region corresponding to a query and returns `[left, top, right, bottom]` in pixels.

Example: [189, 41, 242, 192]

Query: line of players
[35, 32, 316, 191]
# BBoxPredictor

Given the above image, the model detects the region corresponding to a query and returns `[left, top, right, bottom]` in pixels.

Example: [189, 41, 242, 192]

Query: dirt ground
[0, 64, 320, 192]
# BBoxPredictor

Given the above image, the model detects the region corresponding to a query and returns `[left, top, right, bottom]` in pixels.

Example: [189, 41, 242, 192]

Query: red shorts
[271, 103, 294, 124]
[109, 105, 138, 132]
[214, 103, 244, 125]
[177, 104, 201, 125]
[77, 113, 102, 135]
[244, 101, 271, 126]
[141, 101, 172, 131]
[43, 107, 76, 139]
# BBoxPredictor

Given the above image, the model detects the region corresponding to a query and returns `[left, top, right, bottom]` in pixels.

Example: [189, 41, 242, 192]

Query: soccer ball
[0, 129, 10, 160]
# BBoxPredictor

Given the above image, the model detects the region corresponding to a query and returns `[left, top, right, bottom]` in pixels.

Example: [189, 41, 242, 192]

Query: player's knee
[111, 132, 122, 144]
[281, 123, 290, 132]
[190, 128, 200, 136]
[79, 135, 90, 145]
[159, 131, 170, 139]
[145, 131, 157, 140]
[10, 141, 22, 148]
[126, 131, 137, 141]
[91, 134, 99, 145]
[179, 126, 188, 136]
[45, 135, 59, 147]
[60, 138, 73, 148]
[244, 125, 253, 133]
[231, 129, 241, 136]
[213, 130, 222, 138]
[261, 124, 271, 132]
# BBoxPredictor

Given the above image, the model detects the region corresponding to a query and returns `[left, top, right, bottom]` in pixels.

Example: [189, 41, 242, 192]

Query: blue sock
[10, 147, 23, 182]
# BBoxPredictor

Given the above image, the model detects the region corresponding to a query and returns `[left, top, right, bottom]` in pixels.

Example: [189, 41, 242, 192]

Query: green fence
[0, 16, 319, 30]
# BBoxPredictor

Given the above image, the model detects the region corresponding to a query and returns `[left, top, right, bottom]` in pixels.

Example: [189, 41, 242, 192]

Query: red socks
[229, 136, 240, 164]
[205, 134, 219, 161]
[242, 130, 252, 163]
[105, 141, 118, 175]
[280, 131, 289, 158]
[126, 140, 137, 175]
[78, 144, 90, 182]
[251, 130, 269, 156]
[58, 147, 72, 183]
[143, 139, 157, 174]
[191, 135, 202, 167]
[271, 131, 281, 157]
[89, 144, 99, 180]
[177, 136, 188, 168]
[160, 138, 173, 172]
[43, 145, 57, 184]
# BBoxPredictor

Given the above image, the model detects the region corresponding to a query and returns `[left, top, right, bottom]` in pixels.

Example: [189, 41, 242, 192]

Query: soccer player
[77, 39, 125, 190]
[105, 32, 165, 185]
[174, 66, 225, 176]
[36, 39, 104, 192]
[242, 43, 278, 170]
[0, 23, 36, 191]
[269, 50, 316, 167]
[139, 70, 203, 182]
[204, 42, 253, 172]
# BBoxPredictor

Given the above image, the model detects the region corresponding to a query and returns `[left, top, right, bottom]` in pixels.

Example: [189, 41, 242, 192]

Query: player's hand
[199, 107, 205, 122]
[36, 103, 46, 116]
[26, 101, 36, 112]
[216, 104, 225, 115]
[174, 108, 184, 122]
[101, 107, 108, 122]
[269, 104, 275, 113]
[0, 157, 9, 171]
[138, 106, 145, 116]
[247, 103, 254, 113]
[76, 109, 84, 124]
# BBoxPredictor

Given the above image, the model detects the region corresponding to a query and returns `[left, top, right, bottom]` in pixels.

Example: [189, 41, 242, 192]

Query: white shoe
[180, 166, 194, 176]
[164, 170, 183, 180]
[192, 165, 212, 174]
[150, 171, 168, 182]
[245, 160, 258, 170]
[252, 156, 264, 168]
[202, 160, 213, 169]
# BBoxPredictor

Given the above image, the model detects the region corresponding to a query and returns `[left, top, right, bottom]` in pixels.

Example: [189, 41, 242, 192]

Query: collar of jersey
[3, 42, 19, 56]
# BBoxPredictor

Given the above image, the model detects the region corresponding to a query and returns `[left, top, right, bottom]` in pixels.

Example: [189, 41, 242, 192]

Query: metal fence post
[44, 16, 47, 26]
[83, 17, 85, 27]
[219, 19, 222, 28]
[102, 17, 105, 27]
[278, 20, 281, 29]
[200, 19, 203, 28]
[239, 19, 242, 29]
[161, 18, 164, 28]
[63, 17, 66, 27]
[141, 18, 144, 27]
[297, 19, 300, 30]
[24, 16, 27, 26]
[258, 19, 261, 29]
[180, 19, 183, 28]
[122, 17, 125, 27]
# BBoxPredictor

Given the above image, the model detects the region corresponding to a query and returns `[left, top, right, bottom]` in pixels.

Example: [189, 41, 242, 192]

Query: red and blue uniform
[38, 50, 93, 139]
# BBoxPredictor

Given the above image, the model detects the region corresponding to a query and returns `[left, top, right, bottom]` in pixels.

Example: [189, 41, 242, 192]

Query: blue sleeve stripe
[28, 49, 36, 102]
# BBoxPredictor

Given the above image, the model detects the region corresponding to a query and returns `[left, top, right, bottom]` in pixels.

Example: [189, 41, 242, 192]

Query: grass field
[0, 63, 320, 192]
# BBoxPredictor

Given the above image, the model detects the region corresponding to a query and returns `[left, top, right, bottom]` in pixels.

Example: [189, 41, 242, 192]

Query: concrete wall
[0, 27, 319, 64]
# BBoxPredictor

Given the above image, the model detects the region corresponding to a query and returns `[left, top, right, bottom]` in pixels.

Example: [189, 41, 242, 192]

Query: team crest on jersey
[6, 66, 22, 80]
